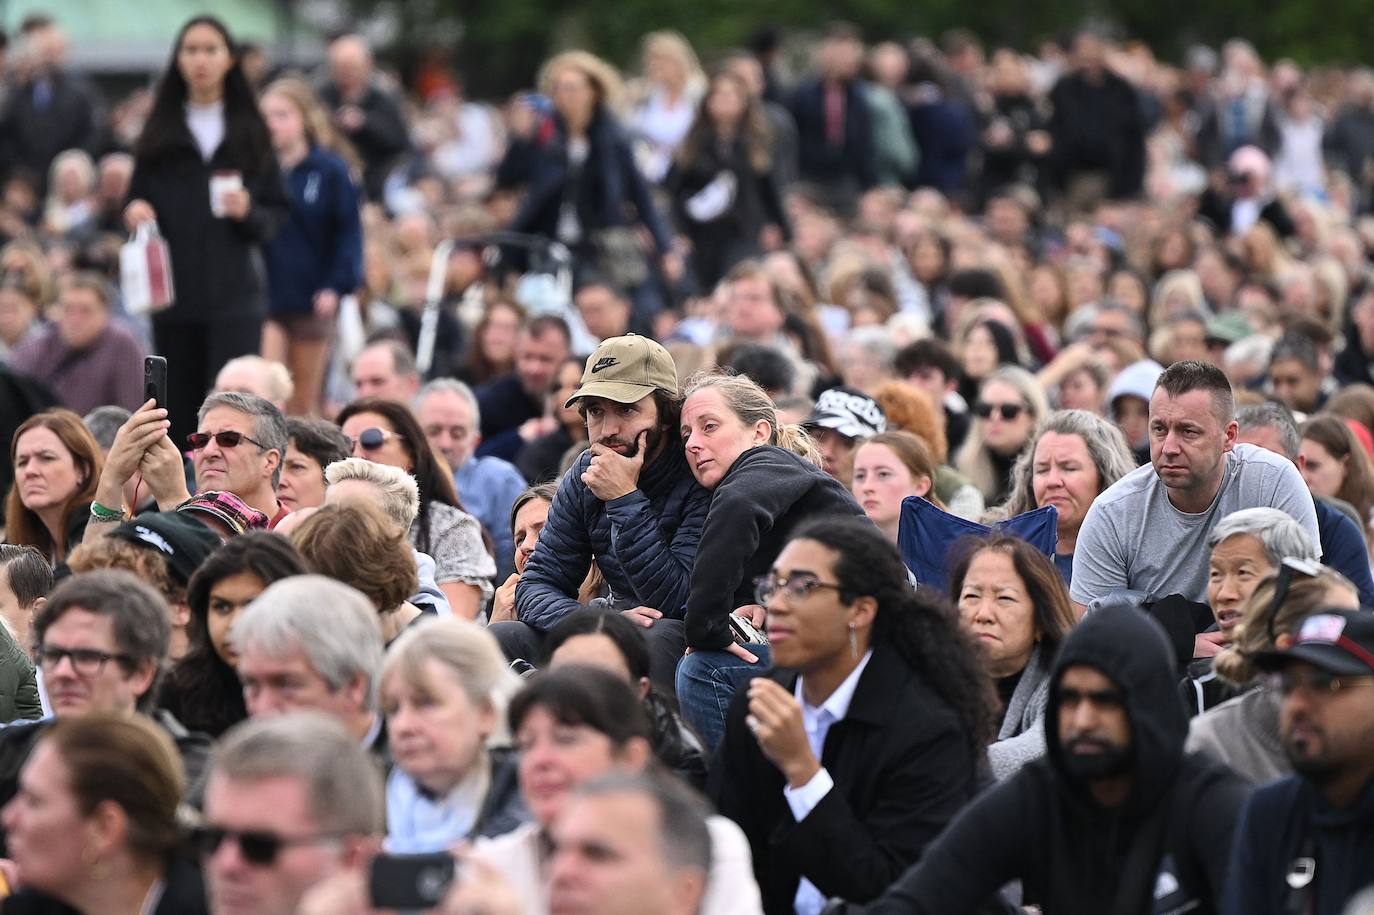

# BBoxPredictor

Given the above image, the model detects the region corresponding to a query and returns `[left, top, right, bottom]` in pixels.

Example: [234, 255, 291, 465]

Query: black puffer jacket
[515, 445, 710, 631]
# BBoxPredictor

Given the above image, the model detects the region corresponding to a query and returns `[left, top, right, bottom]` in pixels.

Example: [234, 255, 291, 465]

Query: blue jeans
[675, 644, 772, 752]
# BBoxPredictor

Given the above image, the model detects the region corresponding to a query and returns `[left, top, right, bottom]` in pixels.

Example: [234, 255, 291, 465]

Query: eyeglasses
[33, 645, 135, 676]
[1265, 668, 1374, 697]
[190, 825, 348, 866]
[1264, 557, 1324, 644]
[187, 430, 267, 451]
[754, 574, 846, 606]
[348, 427, 399, 452]
[974, 402, 1025, 421]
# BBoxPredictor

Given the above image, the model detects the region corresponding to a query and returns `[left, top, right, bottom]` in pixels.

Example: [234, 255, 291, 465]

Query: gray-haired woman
[1180, 506, 1320, 717]
[996, 409, 1137, 585]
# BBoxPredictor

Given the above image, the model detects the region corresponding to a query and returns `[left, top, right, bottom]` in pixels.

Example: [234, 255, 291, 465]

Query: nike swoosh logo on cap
[591, 357, 619, 373]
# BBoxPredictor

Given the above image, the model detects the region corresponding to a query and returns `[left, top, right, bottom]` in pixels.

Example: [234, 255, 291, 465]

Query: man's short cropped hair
[416, 377, 481, 429]
[571, 771, 712, 874]
[197, 392, 289, 487]
[1235, 403, 1300, 460]
[1154, 360, 1234, 426]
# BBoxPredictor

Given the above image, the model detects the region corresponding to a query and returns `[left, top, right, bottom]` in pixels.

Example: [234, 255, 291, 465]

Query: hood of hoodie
[1046, 605, 1188, 814]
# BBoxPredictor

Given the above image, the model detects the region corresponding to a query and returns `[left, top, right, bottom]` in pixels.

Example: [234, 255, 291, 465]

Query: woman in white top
[475, 665, 763, 915]
[628, 31, 706, 182]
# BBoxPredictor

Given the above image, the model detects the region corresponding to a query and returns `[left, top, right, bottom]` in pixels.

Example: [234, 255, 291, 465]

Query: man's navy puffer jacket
[515, 444, 710, 631]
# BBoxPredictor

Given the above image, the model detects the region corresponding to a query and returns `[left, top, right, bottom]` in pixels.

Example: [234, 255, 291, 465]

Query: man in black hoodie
[850, 605, 1249, 915]
[1221, 609, 1374, 915]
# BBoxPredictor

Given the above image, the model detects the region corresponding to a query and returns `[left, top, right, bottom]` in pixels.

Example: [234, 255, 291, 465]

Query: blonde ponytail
[773, 422, 823, 467]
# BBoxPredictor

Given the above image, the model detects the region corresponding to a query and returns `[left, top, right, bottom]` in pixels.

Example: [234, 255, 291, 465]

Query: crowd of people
[0, 8, 1369, 915]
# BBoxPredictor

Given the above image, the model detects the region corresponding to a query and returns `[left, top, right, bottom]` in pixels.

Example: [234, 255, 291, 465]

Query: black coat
[1197, 189, 1296, 238]
[1048, 69, 1146, 198]
[316, 81, 410, 201]
[858, 606, 1250, 915]
[0, 71, 102, 193]
[1222, 773, 1374, 915]
[709, 644, 980, 914]
[474, 373, 544, 463]
[2, 852, 208, 915]
[128, 127, 288, 325]
[786, 80, 877, 195]
[666, 134, 791, 289]
[684, 446, 867, 652]
[509, 109, 673, 255]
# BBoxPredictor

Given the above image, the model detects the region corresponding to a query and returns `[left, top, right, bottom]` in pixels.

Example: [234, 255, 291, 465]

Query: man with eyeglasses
[200, 711, 383, 915]
[0, 571, 211, 840]
[848, 604, 1249, 915]
[84, 391, 289, 542]
[1221, 610, 1374, 915]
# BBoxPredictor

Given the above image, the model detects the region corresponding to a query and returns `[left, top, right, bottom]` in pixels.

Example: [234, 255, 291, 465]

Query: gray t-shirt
[1070, 443, 1319, 607]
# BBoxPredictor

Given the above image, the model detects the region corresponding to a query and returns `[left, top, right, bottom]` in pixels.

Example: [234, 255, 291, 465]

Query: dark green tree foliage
[345, 0, 1370, 98]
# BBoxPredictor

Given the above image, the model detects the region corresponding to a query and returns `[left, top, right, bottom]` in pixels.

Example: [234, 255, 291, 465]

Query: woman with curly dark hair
[709, 515, 996, 914]
[336, 397, 496, 619]
[159, 532, 307, 737]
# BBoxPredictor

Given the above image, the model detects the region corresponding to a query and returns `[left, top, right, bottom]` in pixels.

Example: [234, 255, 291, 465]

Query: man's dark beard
[1061, 738, 1133, 781]
[601, 426, 662, 459]
[1283, 733, 1338, 784]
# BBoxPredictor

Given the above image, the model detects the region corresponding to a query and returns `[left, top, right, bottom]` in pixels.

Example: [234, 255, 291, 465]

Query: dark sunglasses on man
[349, 427, 399, 452]
[186, 430, 267, 451]
[190, 824, 348, 866]
[974, 401, 1025, 421]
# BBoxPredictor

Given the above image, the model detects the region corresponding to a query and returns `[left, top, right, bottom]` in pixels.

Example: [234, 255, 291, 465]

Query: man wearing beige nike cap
[494, 335, 710, 693]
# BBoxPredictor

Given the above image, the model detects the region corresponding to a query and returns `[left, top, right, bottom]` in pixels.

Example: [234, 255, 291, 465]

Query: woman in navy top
[260, 78, 364, 416]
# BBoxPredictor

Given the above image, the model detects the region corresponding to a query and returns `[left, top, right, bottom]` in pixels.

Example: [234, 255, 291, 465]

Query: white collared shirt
[784, 649, 874, 915]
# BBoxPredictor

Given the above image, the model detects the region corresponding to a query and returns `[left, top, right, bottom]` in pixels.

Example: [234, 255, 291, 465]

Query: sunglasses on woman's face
[190, 825, 346, 866]
[186, 430, 266, 451]
[974, 402, 1025, 421]
[348, 427, 398, 451]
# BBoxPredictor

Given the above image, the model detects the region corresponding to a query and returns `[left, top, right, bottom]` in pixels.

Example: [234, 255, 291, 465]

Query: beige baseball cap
[565, 334, 679, 408]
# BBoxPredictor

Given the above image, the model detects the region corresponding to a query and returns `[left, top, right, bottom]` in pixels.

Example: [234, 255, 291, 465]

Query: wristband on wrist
[89, 501, 126, 522]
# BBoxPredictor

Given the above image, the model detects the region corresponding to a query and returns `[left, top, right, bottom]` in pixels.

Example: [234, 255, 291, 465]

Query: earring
[848, 623, 858, 660]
